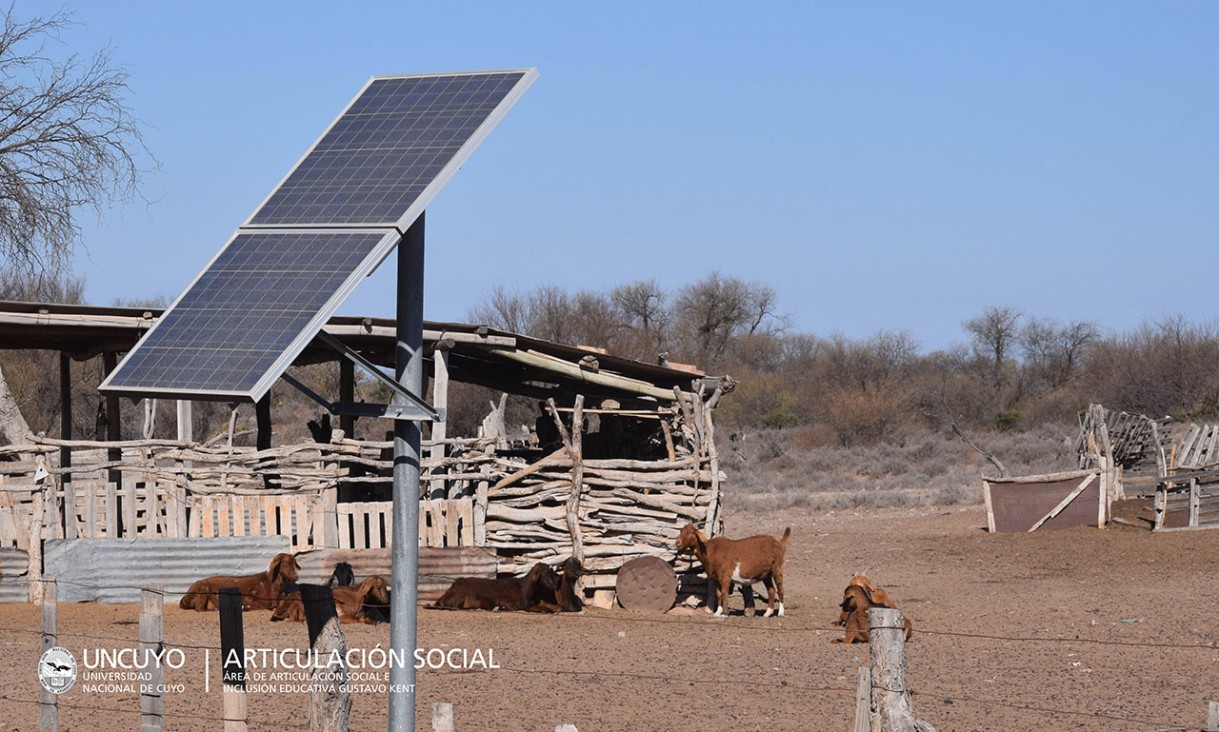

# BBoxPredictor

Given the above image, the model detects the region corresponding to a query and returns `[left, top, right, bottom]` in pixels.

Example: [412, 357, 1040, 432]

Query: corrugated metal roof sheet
[45, 537, 290, 604]
[0, 549, 29, 603]
[294, 547, 495, 602]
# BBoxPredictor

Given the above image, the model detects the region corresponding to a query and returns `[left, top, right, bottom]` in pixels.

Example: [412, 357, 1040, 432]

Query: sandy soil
[3, 502, 1218, 731]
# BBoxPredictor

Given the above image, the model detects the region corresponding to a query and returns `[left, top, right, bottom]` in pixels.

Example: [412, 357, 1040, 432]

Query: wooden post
[1190, 477, 1201, 528]
[30, 485, 44, 603]
[432, 702, 454, 732]
[869, 608, 936, 732]
[58, 353, 72, 537]
[255, 393, 272, 451]
[301, 584, 351, 732]
[102, 351, 122, 490]
[1208, 701, 1219, 732]
[339, 358, 355, 438]
[854, 666, 872, 732]
[566, 395, 586, 564]
[39, 578, 57, 732]
[219, 588, 248, 732]
[140, 588, 165, 732]
[430, 345, 450, 498]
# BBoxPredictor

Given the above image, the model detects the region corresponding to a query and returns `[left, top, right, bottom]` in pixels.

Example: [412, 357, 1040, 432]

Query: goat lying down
[271, 575, 391, 625]
[179, 553, 300, 611]
[676, 523, 790, 617]
[434, 558, 584, 613]
[836, 575, 912, 643]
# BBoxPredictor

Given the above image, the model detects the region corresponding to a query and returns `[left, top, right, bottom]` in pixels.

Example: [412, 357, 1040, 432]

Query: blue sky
[52, 2, 1219, 352]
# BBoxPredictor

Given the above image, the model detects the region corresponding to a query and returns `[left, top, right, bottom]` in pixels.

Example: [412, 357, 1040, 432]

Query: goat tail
[780, 527, 792, 546]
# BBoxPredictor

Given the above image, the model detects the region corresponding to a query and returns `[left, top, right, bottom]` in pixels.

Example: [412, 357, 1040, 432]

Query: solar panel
[246, 70, 537, 229]
[100, 68, 536, 402]
[100, 230, 401, 400]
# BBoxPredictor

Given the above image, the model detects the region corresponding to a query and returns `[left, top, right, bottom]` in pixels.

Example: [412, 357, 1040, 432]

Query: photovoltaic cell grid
[100, 69, 535, 401]
[102, 231, 392, 396]
[247, 71, 529, 227]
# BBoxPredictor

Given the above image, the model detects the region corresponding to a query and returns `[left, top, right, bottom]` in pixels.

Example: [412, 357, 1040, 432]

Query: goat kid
[179, 553, 300, 611]
[325, 561, 355, 588]
[836, 575, 912, 643]
[676, 523, 790, 617]
[272, 575, 391, 624]
[529, 557, 584, 613]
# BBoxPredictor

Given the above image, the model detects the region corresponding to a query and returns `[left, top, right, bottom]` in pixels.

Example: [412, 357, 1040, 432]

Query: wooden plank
[123, 479, 137, 539]
[105, 481, 118, 539]
[384, 505, 393, 550]
[79, 483, 95, 539]
[201, 495, 215, 538]
[1028, 473, 1097, 532]
[338, 505, 352, 549]
[295, 494, 309, 550]
[321, 488, 338, 549]
[1190, 477, 1201, 529]
[353, 503, 367, 550]
[445, 499, 460, 548]
[370, 504, 386, 549]
[217, 496, 232, 538]
[458, 498, 474, 546]
[231, 496, 246, 537]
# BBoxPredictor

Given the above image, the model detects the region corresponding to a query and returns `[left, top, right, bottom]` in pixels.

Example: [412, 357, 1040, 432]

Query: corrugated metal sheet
[45, 537, 290, 604]
[294, 547, 496, 602]
[0, 548, 29, 603]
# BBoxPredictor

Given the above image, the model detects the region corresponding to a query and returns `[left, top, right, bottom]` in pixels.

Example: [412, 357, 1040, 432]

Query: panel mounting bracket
[282, 330, 440, 422]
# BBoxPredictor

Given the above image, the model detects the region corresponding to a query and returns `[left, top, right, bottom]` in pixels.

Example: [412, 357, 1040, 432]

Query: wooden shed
[0, 301, 731, 601]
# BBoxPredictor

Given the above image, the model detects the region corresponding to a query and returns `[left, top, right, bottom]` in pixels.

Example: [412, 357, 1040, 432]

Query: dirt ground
[3, 501, 1218, 731]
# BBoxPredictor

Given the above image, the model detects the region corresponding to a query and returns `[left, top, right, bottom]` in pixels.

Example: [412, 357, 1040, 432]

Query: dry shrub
[721, 423, 1074, 511]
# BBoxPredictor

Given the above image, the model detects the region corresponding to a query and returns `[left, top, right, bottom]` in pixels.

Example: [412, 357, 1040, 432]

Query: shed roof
[0, 300, 722, 405]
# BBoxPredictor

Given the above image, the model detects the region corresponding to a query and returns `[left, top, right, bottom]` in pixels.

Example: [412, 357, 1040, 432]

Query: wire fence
[6, 575, 1217, 731]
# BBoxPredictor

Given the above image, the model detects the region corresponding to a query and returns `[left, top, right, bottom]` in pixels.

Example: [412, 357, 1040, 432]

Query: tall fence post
[868, 608, 936, 732]
[853, 666, 872, 732]
[432, 702, 454, 732]
[219, 588, 248, 732]
[39, 577, 57, 732]
[301, 584, 351, 732]
[139, 587, 165, 732]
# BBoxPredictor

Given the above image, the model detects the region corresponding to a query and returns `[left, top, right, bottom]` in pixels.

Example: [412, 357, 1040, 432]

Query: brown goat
[272, 575, 391, 624]
[676, 523, 790, 617]
[836, 575, 912, 643]
[179, 553, 299, 611]
[433, 563, 560, 611]
[529, 557, 584, 613]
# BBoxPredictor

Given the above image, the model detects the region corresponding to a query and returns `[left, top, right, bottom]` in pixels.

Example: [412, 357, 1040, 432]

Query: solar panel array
[247, 72, 528, 228]
[100, 69, 537, 402]
[104, 230, 397, 396]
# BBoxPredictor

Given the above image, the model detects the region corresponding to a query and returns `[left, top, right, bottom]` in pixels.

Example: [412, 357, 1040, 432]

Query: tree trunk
[0, 363, 34, 445]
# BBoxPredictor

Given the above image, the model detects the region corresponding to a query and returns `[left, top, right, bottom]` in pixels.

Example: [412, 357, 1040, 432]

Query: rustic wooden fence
[0, 421, 722, 599]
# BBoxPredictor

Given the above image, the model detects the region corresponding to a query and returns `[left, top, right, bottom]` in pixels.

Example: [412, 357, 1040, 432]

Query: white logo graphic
[39, 647, 77, 694]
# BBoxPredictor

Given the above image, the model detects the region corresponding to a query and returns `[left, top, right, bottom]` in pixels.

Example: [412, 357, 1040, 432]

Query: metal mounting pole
[388, 212, 424, 732]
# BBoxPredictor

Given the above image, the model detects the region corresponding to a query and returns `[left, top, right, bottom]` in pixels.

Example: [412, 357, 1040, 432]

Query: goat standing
[676, 523, 790, 617]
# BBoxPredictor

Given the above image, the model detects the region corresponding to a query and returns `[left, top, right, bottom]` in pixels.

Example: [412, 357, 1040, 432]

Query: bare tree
[1019, 316, 1099, 389]
[0, 5, 151, 277]
[611, 279, 668, 359]
[672, 271, 784, 369]
[964, 306, 1021, 391]
[0, 5, 151, 446]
